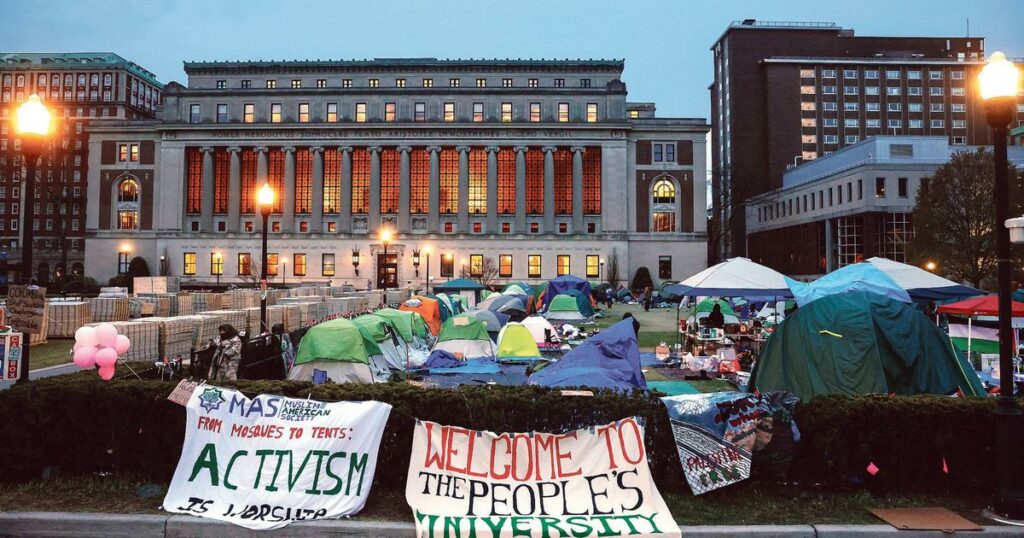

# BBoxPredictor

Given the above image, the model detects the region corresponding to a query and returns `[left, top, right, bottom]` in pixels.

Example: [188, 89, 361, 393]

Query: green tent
[480, 289, 493, 300]
[503, 281, 534, 297]
[496, 322, 541, 359]
[349, 315, 390, 356]
[562, 288, 596, 317]
[546, 294, 586, 321]
[690, 298, 740, 325]
[374, 307, 427, 342]
[294, 318, 370, 365]
[750, 291, 985, 400]
[433, 314, 495, 358]
[427, 293, 454, 321]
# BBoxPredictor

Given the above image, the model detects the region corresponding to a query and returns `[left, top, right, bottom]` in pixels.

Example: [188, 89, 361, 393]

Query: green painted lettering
[187, 443, 219, 486]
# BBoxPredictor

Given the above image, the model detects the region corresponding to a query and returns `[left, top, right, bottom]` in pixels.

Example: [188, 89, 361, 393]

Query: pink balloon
[95, 347, 118, 368]
[95, 324, 119, 349]
[114, 334, 131, 355]
[73, 346, 97, 368]
[98, 364, 116, 381]
[75, 326, 98, 348]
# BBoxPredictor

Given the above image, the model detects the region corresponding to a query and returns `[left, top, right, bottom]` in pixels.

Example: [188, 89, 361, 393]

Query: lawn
[592, 303, 681, 350]
[26, 338, 74, 370]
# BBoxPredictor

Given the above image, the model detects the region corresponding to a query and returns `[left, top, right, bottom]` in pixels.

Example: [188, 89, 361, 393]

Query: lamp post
[600, 258, 606, 283]
[379, 229, 392, 306]
[14, 94, 52, 384]
[212, 252, 222, 287]
[980, 51, 1024, 521]
[412, 248, 421, 279]
[351, 248, 360, 277]
[423, 245, 431, 294]
[282, 258, 287, 287]
[256, 182, 275, 333]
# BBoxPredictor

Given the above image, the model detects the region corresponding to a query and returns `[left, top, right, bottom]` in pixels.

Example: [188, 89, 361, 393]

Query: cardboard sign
[167, 379, 200, 407]
[7, 285, 46, 333]
[406, 418, 680, 537]
[0, 332, 23, 381]
[163, 386, 392, 530]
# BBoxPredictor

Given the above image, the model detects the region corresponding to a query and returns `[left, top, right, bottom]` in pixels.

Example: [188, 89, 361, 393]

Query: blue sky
[2, 0, 1022, 118]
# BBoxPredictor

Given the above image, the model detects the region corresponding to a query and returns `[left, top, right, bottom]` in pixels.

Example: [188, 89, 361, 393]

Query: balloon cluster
[73, 323, 131, 381]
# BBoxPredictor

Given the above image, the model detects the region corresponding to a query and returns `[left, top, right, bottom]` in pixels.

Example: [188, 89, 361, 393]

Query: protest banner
[163, 385, 391, 530]
[7, 285, 46, 333]
[406, 418, 680, 538]
[661, 392, 797, 495]
[0, 332, 23, 381]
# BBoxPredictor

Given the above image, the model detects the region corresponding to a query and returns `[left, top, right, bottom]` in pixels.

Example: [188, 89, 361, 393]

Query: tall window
[183, 252, 196, 276]
[293, 254, 306, 276]
[216, 104, 228, 123]
[117, 178, 139, 230]
[473, 103, 484, 122]
[554, 148, 572, 215]
[351, 148, 370, 214]
[499, 254, 513, 277]
[528, 255, 542, 278]
[295, 149, 312, 214]
[298, 103, 310, 123]
[243, 103, 255, 123]
[468, 148, 487, 214]
[263, 253, 277, 277]
[658, 256, 672, 280]
[189, 104, 201, 123]
[586, 103, 598, 123]
[410, 148, 429, 214]
[355, 103, 367, 123]
[185, 147, 202, 214]
[210, 253, 223, 276]
[501, 102, 512, 122]
[213, 148, 230, 214]
[530, 102, 541, 122]
[444, 102, 455, 122]
[558, 102, 569, 122]
[414, 103, 426, 122]
[440, 254, 454, 277]
[322, 254, 336, 276]
[240, 149, 257, 213]
[327, 103, 338, 122]
[439, 148, 459, 214]
[384, 102, 396, 122]
[583, 147, 601, 215]
[497, 148, 515, 214]
[586, 255, 599, 278]
[380, 148, 400, 213]
[270, 103, 282, 123]
[557, 255, 570, 276]
[323, 148, 341, 214]
[267, 148, 285, 213]
[470, 255, 483, 277]
[525, 148, 544, 214]
[651, 178, 676, 232]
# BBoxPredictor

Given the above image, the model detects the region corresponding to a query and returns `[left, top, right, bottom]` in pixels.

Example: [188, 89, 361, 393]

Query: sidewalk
[1, 512, 1023, 537]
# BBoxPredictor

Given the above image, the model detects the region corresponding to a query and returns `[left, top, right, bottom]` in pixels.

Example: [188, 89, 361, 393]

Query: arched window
[651, 178, 676, 232]
[116, 177, 140, 230]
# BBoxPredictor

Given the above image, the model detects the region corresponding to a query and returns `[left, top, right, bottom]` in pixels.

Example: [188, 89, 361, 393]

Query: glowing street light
[256, 182, 275, 332]
[924, 261, 937, 272]
[379, 228, 393, 306]
[422, 245, 432, 293]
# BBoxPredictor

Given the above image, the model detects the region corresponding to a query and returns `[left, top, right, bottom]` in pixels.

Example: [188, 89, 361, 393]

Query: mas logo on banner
[405, 418, 680, 538]
[162, 386, 392, 530]
[661, 392, 797, 495]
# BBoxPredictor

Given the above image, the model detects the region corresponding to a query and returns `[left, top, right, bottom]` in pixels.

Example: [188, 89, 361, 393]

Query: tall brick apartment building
[0, 52, 162, 282]
[709, 20, 1024, 260]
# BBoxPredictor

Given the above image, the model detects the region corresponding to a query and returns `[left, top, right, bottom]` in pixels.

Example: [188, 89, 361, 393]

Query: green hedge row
[0, 373, 1012, 495]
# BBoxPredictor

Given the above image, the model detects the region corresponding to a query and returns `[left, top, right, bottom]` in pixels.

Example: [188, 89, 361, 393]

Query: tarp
[541, 275, 592, 309]
[400, 296, 442, 335]
[665, 257, 793, 298]
[948, 317, 1000, 355]
[528, 319, 646, 391]
[374, 307, 428, 342]
[787, 263, 912, 307]
[749, 291, 985, 400]
[423, 349, 462, 369]
[866, 257, 982, 301]
[495, 322, 541, 359]
[937, 294, 1024, 317]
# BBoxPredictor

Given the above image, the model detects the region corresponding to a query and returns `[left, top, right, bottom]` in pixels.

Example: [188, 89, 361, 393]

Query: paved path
[0, 362, 81, 391]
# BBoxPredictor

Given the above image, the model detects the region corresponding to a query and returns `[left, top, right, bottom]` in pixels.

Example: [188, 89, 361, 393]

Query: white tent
[865, 257, 981, 301]
[666, 257, 793, 298]
[521, 316, 559, 345]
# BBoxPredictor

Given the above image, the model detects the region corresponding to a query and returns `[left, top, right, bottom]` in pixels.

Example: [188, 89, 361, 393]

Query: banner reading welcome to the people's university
[163, 385, 391, 530]
[406, 418, 680, 538]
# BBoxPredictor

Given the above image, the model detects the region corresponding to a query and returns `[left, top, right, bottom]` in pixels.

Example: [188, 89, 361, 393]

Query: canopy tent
[936, 294, 1024, 359]
[495, 322, 542, 361]
[689, 298, 740, 325]
[374, 307, 428, 343]
[542, 275, 592, 309]
[664, 257, 793, 298]
[936, 294, 1024, 317]
[749, 291, 985, 400]
[865, 257, 982, 301]
[433, 278, 487, 292]
[351, 314, 409, 372]
[432, 314, 496, 359]
[545, 294, 588, 321]
[787, 262, 912, 307]
[288, 318, 388, 383]
[528, 319, 646, 391]
[400, 296, 442, 335]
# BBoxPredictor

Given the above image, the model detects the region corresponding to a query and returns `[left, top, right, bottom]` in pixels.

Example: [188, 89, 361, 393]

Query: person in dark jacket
[209, 324, 242, 380]
[707, 304, 726, 329]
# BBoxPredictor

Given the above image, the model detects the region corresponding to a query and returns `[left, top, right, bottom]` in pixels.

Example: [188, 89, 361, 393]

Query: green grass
[27, 338, 74, 370]
[593, 303, 680, 350]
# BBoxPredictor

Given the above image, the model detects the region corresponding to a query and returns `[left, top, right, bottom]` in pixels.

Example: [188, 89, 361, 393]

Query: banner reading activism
[163, 385, 391, 530]
[406, 418, 680, 538]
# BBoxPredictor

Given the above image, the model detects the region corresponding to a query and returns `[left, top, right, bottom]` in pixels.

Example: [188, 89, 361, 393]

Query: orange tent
[400, 295, 442, 335]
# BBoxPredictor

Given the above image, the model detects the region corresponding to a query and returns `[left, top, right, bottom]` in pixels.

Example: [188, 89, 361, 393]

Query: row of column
[197, 145, 589, 235]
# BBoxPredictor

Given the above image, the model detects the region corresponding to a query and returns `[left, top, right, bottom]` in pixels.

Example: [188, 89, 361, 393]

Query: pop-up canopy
[866, 257, 982, 301]
[936, 294, 1024, 317]
[664, 257, 792, 298]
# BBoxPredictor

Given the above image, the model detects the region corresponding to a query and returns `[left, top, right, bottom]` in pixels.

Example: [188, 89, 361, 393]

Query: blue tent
[542, 275, 593, 309]
[528, 319, 645, 391]
[787, 263, 911, 307]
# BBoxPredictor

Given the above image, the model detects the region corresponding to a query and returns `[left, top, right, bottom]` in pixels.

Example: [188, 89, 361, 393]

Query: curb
[1, 512, 1023, 537]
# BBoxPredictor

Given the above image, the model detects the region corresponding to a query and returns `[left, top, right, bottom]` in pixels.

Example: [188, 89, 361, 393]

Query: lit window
[586, 103, 598, 123]
[322, 254, 335, 276]
[449, 78, 460, 87]
[183, 253, 196, 276]
[473, 103, 484, 122]
[444, 102, 456, 122]
[355, 103, 367, 123]
[298, 103, 310, 123]
[440, 253, 454, 277]
[293, 254, 306, 276]
[368, 79, 379, 88]
[554, 78, 564, 88]
[270, 103, 282, 123]
[586, 255, 599, 278]
[557, 255, 570, 276]
[327, 103, 338, 122]
[499, 255, 512, 278]
[530, 103, 541, 122]
[421, 78, 433, 88]
[395, 78, 406, 88]
[130, 144, 139, 162]
[528, 255, 542, 278]
[241, 80, 251, 88]
[265, 80, 276, 89]
[266, 253, 279, 276]
[342, 79, 352, 88]
[316, 79, 326, 88]
[291, 79, 301, 89]
[118, 144, 128, 162]
[476, 78, 487, 88]
[528, 78, 538, 88]
[501, 102, 512, 122]
[385, 102, 396, 122]
[558, 102, 569, 122]
[470, 255, 483, 277]
[243, 103, 255, 123]
[502, 78, 513, 87]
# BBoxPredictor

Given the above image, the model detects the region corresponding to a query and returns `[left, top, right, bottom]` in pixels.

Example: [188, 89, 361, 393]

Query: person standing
[208, 324, 242, 381]
[272, 323, 296, 374]
[605, 287, 614, 309]
[643, 286, 652, 312]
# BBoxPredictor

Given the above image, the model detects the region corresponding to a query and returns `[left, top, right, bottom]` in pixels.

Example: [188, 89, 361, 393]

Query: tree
[908, 148, 1023, 288]
[606, 248, 621, 289]
[127, 256, 150, 278]
[458, 257, 499, 288]
[631, 266, 653, 292]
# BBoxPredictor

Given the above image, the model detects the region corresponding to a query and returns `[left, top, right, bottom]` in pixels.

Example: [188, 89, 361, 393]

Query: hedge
[0, 372, 1015, 495]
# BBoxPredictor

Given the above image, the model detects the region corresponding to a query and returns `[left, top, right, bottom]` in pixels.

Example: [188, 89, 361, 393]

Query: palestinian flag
[948, 318, 1000, 355]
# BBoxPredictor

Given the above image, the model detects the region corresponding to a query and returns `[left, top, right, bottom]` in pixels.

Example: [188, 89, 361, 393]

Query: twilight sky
[2, 0, 1022, 119]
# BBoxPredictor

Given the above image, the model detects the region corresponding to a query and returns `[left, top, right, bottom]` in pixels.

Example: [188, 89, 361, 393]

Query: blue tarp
[542, 275, 593, 309]
[528, 319, 646, 391]
[787, 263, 912, 308]
[426, 357, 502, 375]
[423, 349, 461, 369]
[421, 364, 531, 387]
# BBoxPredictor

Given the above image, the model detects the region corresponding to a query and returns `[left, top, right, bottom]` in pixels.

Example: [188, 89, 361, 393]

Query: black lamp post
[412, 248, 421, 278]
[423, 245, 431, 294]
[352, 247, 360, 277]
[257, 182, 274, 333]
[980, 51, 1024, 521]
[13, 94, 52, 384]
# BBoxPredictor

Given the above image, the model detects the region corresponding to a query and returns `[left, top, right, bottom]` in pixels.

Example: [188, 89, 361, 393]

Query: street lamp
[924, 261, 937, 272]
[379, 228, 393, 306]
[256, 182, 275, 333]
[980, 51, 1024, 521]
[351, 247, 360, 277]
[14, 94, 52, 384]
[600, 258, 606, 282]
[423, 245, 432, 294]
[281, 257, 287, 287]
[412, 248, 421, 278]
[212, 252, 223, 287]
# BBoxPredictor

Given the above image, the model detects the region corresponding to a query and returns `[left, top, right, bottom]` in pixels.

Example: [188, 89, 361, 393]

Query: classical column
[310, 146, 324, 233]
[282, 146, 296, 232]
[428, 146, 441, 232]
[542, 146, 556, 232]
[398, 146, 412, 233]
[227, 146, 241, 233]
[369, 146, 382, 233]
[486, 146, 499, 232]
[339, 146, 352, 233]
[255, 146, 268, 232]
[571, 146, 585, 232]
[200, 147, 215, 232]
[514, 146, 528, 232]
[457, 146, 470, 232]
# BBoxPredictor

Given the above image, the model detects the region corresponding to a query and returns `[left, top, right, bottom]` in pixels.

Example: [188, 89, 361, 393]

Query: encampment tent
[866, 257, 982, 301]
[542, 275, 592, 309]
[787, 263, 911, 307]
[521, 315, 560, 346]
[400, 296, 442, 335]
[288, 318, 388, 383]
[466, 309, 510, 335]
[689, 298, 740, 325]
[351, 314, 409, 371]
[545, 293, 588, 321]
[562, 288, 596, 317]
[432, 314, 496, 358]
[750, 291, 984, 400]
[374, 307, 429, 344]
[478, 294, 528, 317]
[664, 257, 792, 298]
[496, 322, 542, 362]
[503, 281, 534, 297]
[528, 319, 646, 391]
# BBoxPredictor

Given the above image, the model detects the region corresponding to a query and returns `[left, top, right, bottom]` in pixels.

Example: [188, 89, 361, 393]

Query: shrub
[631, 266, 653, 292]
